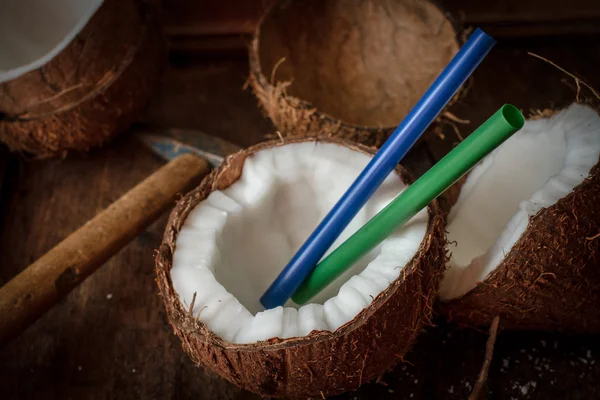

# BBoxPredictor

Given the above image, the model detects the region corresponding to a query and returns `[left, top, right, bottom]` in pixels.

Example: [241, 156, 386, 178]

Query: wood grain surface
[162, 0, 600, 51]
[1, 34, 600, 400]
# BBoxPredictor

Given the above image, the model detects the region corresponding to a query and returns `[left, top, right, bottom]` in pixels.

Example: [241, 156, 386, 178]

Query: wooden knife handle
[0, 153, 210, 345]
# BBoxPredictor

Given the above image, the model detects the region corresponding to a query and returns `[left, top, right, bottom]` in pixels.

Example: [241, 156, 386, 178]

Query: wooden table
[1, 29, 600, 400]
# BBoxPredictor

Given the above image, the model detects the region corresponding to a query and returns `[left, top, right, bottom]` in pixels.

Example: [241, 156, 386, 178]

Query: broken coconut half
[156, 138, 446, 398]
[249, 0, 461, 146]
[0, 0, 165, 157]
[440, 103, 600, 332]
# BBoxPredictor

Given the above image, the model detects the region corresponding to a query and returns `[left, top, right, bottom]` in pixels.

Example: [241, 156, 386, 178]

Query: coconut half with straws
[249, 0, 461, 146]
[156, 138, 445, 398]
[440, 103, 600, 332]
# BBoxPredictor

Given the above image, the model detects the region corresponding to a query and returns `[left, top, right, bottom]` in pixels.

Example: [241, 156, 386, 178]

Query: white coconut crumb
[132, 368, 136, 373]
[441, 104, 600, 300]
[464, 381, 472, 390]
[414, 379, 418, 384]
[388, 389, 394, 394]
[503, 359, 510, 368]
[106, 293, 113, 300]
[519, 381, 536, 395]
[448, 385, 454, 394]
[171, 142, 428, 343]
[579, 357, 588, 364]
[78, 365, 82, 371]
[409, 394, 414, 398]
[587, 350, 592, 358]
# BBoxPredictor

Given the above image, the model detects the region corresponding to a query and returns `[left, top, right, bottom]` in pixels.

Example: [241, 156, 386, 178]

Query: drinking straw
[292, 104, 525, 304]
[260, 28, 496, 309]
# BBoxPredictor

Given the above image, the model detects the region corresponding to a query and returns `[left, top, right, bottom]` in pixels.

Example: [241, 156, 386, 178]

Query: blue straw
[260, 28, 496, 309]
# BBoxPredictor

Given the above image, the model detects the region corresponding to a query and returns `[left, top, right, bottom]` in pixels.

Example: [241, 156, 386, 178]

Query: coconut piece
[440, 103, 600, 332]
[249, 0, 461, 146]
[0, 0, 165, 157]
[0, 0, 102, 83]
[156, 137, 446, 398]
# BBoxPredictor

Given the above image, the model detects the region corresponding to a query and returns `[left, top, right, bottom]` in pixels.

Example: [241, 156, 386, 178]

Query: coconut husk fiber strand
[249, 0, 461, 146]
[0, 0, 165, 157]
[156, 137, 447, 399]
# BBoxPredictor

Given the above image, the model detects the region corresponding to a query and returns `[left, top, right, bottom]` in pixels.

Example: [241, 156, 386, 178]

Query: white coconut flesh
[0, 0, 103, 83]
[440, 104, 600, 301]
[171, 142, 428, 344]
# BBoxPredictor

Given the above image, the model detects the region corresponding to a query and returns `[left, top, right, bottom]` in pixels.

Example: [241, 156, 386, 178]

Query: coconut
[0, 0, 165, 157]
[249, 0, 461, 146]
[155, 137, 446, 398]
[439, 103, 600, 332]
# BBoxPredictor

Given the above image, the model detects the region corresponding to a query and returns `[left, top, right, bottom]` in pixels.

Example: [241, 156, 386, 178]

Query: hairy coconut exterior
[0, 0, 165, 158]
[249, 0, 462, 147]
[156, 137, 446, 398]
[441, 107, 600, 333]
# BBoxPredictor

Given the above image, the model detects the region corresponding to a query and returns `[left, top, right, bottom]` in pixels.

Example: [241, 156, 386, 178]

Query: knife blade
[136, 128, 242, 166]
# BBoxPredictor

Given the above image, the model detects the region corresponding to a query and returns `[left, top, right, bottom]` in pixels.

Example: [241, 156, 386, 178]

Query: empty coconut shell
[249, 0, 461, 146]
[439, 103, 600, 333]
[0, 0, 165, 158]
[155, 137, 446, 398]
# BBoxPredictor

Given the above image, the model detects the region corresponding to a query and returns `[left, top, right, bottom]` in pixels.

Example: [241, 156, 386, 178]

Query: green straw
[291, 104, 525, 304]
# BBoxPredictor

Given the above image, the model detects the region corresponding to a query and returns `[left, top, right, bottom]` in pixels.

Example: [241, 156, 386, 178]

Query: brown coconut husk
[0, 0, 165, 158]
[439, 104, 600, 333]
[248, 0, 464, 147]
[155, 137, 447, 399]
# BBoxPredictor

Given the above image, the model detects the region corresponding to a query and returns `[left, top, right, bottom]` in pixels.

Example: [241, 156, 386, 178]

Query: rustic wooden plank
[0, 146, 10, 193]
[161, 0, 600, 43]
[444, 0, 600, 24]
[143, 62, 274, 147]
[162, 0, 276, 37]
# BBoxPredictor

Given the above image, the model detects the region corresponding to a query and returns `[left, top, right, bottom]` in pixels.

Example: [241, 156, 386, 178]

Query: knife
[0, 128, 241, 345]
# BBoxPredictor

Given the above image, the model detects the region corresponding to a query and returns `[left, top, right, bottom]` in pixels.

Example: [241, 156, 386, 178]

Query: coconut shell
[440, 108, 600, 333]
[249, 0, 462, 147]
[0, 0, 165, 158]
[155, 137, 446, 398]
